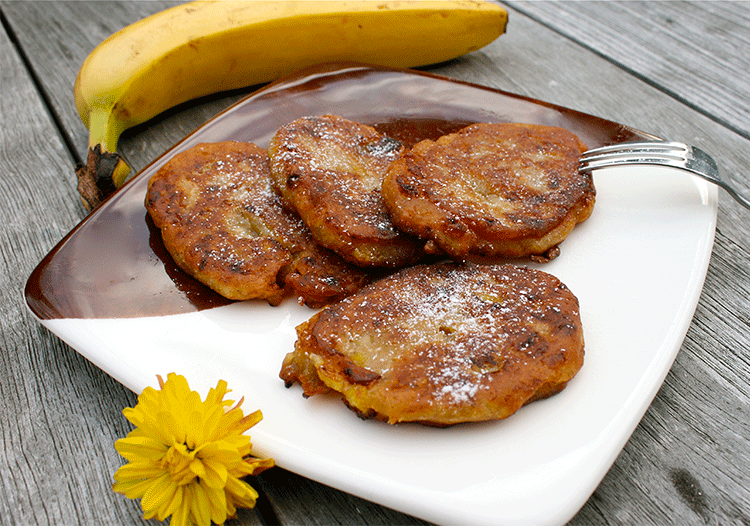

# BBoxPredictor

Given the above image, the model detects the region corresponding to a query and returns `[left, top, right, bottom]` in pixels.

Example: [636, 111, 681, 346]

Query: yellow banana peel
[74, 0, 508, 208]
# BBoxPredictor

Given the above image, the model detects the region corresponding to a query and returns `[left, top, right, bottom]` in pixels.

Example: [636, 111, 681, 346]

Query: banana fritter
[381, 122, 595, 261]
[280, 262, 585, 425]
[145, 141, 372, 307]
[268, 114, 422, 268]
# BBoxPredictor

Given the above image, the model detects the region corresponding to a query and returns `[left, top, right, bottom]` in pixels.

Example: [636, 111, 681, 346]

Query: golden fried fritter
[145, 141, 372, 307]
[267, 114, 422, 268]
[381, 123, 595, 261]
[280, 262, 585, 425]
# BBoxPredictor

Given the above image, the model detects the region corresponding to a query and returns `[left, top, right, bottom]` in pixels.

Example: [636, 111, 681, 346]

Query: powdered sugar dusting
[323, 262, 581, 411]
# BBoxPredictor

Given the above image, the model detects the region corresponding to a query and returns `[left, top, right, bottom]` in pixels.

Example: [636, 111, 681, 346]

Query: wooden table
[2, 1, 749, 524]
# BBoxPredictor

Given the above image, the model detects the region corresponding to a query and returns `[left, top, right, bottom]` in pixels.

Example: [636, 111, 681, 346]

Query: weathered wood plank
[505, 0, 750, 140]
[459, 12, 750, 523]
[436, 3, 750, 244]
[1, 2, 428, 524]
[255, 468, 433, 526]
[2, 1, 748, 525]
[434, 5, 750, 525]
[0, 14, 161, 526]
[1, 0, 252, 176]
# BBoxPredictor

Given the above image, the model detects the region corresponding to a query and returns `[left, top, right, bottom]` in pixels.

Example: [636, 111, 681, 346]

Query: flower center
[161, 443, 198, 486]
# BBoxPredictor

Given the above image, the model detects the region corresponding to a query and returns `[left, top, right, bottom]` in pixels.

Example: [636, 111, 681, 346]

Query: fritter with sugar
[268, 114, 422, 268]
[381, 122, 595, 261]
[145, 141, 372, 307]
[280, 261, 585, 425]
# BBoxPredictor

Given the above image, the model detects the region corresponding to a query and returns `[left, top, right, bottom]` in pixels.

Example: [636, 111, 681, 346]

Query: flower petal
[156, 483, 183, 522]
[200, 457, 228, 488]
[112, 460, 163, 482]
[123, 407, 173, 445]
[199, 404, 224, 444]
[203, 483, 228, 524]
[114, 436, 168, 460]
[189, 457, 206, 479]
[112, 374, 273, 525]
[200, 440, 244, 467]
[234, 409, 263, 434]
[170, 489, 192, 526]
[112, 476, 155, 500]
[205, 379, 230, 408]
[231, 456, 275, 478]
[141, 472, 177, 515]
[189, 482, 213, 526]
[225, 475, 259, 509]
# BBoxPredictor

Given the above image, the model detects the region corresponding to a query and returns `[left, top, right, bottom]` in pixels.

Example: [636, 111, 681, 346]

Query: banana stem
[86, 107, 123, 153]
[75, 108, 131, 210]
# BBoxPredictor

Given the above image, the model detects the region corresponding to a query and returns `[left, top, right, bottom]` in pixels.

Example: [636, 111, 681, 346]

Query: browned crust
[280, 261, 585, 425]
[268, 115, 423, 268]
[145, 141, 372, 307]
[381, 122, 595, 260]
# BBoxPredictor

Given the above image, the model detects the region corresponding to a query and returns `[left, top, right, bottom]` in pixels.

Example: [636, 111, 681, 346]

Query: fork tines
[578, 140, 750, 210]
[578, 141, 690, 173]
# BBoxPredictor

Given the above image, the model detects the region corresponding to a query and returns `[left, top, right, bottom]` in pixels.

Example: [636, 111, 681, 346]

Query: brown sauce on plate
[25, 63, 647, 320]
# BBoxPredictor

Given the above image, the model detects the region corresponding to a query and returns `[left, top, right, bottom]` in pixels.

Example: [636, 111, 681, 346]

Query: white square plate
[26, 64, 717, 526]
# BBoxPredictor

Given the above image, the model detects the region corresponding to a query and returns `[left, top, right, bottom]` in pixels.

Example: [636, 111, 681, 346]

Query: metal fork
[579, 141, 750, 210]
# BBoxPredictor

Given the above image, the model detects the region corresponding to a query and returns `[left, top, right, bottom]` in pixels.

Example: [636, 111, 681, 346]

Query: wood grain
[1, 1, 748, 525]
[0, 15, 152, 526]
[2, 0, 251, 174]
[507, 0, 750, 140]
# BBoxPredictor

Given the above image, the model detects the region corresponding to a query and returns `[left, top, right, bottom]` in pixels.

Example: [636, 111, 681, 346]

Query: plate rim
[25, 63, 718, 526]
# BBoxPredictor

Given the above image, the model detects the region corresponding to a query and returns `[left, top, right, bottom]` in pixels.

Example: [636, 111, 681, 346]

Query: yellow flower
[113, 373, 274, 526]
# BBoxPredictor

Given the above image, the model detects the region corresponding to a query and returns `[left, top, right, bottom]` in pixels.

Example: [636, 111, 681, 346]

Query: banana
[73, 0, 507, 208]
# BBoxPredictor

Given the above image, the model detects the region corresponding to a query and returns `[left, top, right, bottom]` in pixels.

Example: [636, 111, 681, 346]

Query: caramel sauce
[24, 63, 646, 320]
